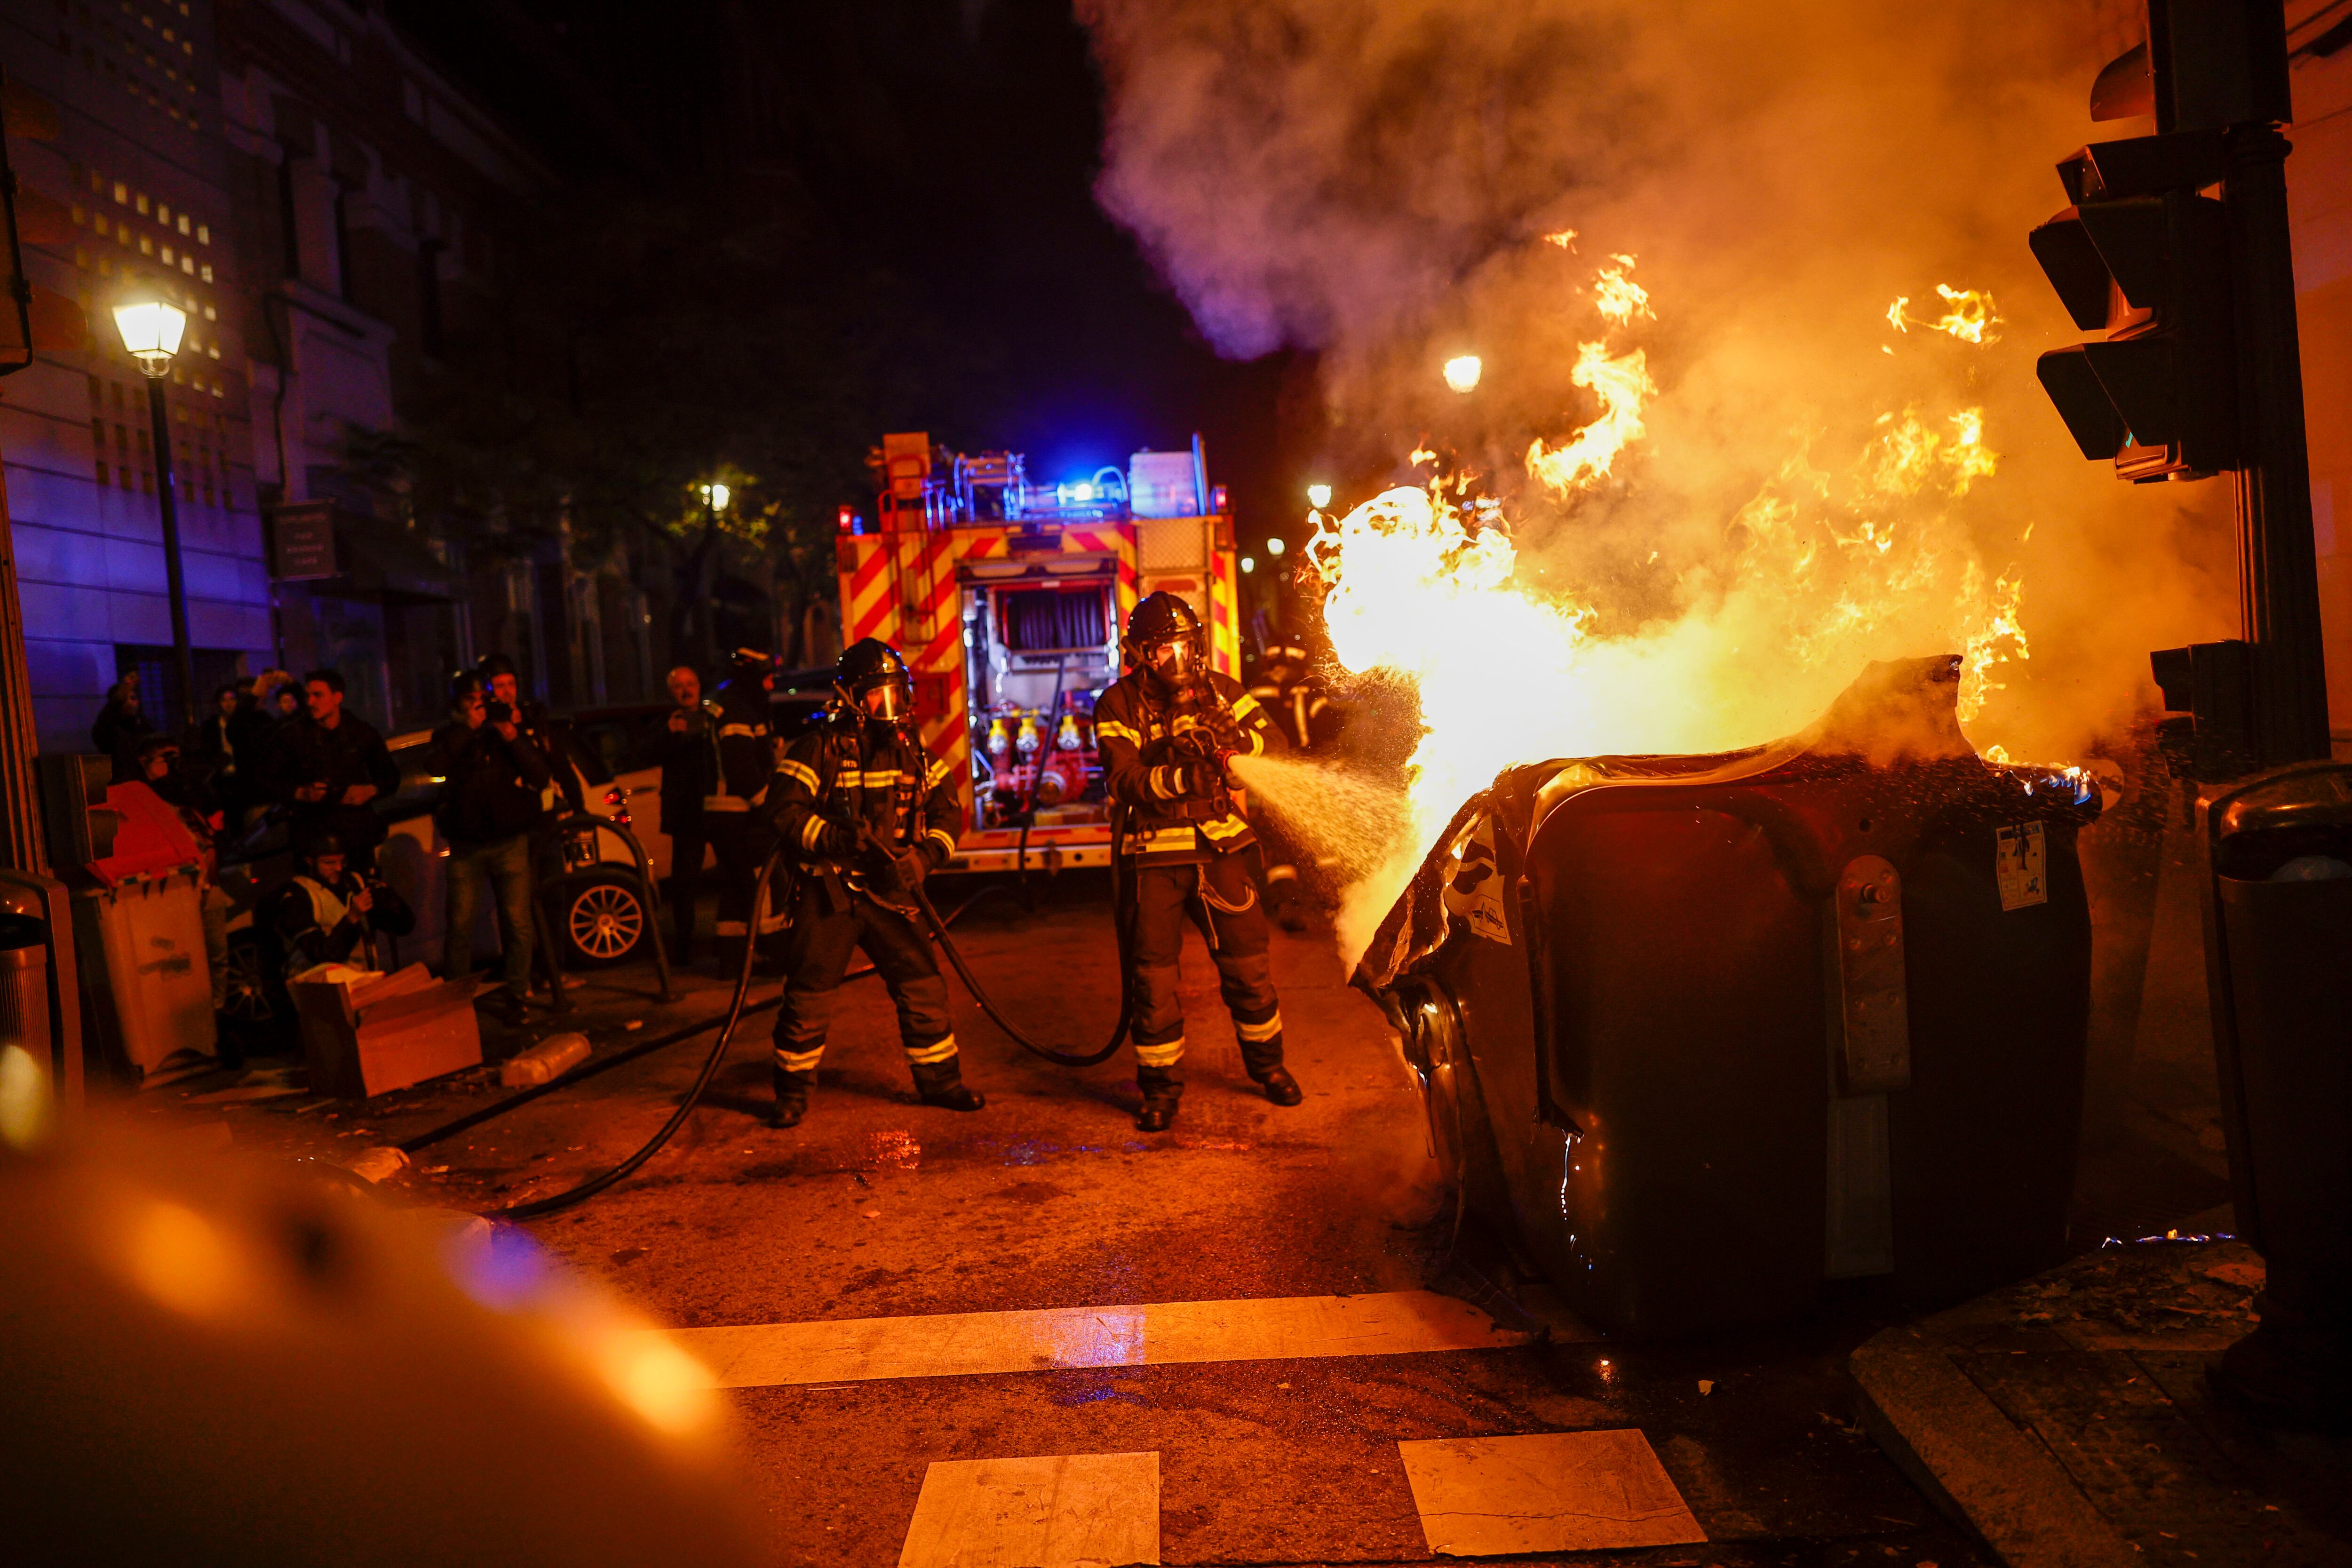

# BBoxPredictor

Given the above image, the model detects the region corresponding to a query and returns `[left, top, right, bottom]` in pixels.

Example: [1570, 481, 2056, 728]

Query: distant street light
[1305, 483, 1332, 510]
[1240, 556, 1256, 574]
[113, 297, 196, 734]
[699, 481, 731, 512]
[1443, 355, 1483, 394]
[1265, 536, 1287, 557]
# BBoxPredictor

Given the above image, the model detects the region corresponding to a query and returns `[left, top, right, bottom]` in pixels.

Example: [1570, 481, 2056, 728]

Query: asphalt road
[167, 872, 1990, 1568]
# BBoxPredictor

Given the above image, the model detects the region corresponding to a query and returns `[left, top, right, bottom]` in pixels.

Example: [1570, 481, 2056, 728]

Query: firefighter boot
[1240, 1035, 1304, 1107]
[768, 1065, 813, 1128]
[1135, 1066, 1184, 1132]
[910, 1058, 985, 1112]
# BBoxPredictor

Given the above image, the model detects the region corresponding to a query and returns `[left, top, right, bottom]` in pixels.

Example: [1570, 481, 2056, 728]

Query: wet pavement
[150, 872, 2011, 1566]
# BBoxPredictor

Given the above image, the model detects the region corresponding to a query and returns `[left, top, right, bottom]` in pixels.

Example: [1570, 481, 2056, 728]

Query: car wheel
[560, 875, 646, 968]
[219, 933, 277, 1026]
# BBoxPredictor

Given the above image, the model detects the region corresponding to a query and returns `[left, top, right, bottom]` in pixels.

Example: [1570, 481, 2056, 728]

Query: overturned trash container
[2196, 763, 2352, 1417]
[1361, 656, 2100, 1338]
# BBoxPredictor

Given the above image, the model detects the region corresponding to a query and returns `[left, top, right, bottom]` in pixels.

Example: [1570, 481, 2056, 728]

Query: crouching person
[259, 831, 415, 992]
[761, 639, 982, 1128]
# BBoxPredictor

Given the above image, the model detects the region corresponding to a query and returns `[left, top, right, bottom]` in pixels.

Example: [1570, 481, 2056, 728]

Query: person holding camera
[255, 669, 400, 875]
[427, 672, 554, 1027]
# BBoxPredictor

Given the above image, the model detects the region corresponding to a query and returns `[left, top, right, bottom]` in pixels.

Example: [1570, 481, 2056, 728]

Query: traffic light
[0, 69, 87, 375]
[2029, 130, 2235, 481]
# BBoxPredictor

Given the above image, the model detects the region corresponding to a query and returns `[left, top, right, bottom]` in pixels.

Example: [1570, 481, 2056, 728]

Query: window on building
[196, 223, 207, 245]
[275, 157, 299, 280]
[157, 203, 170, 226]
[96, 461, 109, 486]
[416, 238, 444, 358]
[134, 192, 148, 215]
[111, 180, 125, 203]
[160, 245, 172, 265]
[199, 264, 212, 283]
[139, 470, 152, 495]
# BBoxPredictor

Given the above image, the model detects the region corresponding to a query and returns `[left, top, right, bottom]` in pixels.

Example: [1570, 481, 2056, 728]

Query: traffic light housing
[2029, 131, 2235, 481]
[0, 70, 87, 375]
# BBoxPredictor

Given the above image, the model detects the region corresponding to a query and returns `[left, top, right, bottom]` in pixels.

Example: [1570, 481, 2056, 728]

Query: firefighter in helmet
[1093, 592, 1301, 1131]
[761, 637, 983, 1127]
[704, 648, 782, 952]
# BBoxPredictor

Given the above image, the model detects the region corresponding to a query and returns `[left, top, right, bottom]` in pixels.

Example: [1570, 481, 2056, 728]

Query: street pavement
[159, 872, 1992, 1567]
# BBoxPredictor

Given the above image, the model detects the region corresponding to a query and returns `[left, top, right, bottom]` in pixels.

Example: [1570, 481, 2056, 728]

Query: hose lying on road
[429, 834, 1132, 1219]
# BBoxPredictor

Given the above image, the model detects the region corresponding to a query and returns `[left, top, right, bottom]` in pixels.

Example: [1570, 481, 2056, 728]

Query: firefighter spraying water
[1094, 592, 1302, 1130]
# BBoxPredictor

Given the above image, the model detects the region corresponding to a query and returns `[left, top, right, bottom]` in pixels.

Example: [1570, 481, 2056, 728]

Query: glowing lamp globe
[1265, 536, 1287, 557]
[1305, 483, 1332, 510]
[700, 482, 730, 511]
[1442, 355, 1483, 394]
[114, 300, 187, 376]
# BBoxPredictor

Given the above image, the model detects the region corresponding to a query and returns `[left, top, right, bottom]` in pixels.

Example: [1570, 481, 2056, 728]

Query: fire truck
[835, 432, 1243, 874]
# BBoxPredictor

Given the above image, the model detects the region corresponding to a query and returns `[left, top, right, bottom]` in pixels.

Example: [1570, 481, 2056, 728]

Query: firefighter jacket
[702, 677, 775, 816]
[1246, 673, 1342, 753]
[1093, 669, 1281, 861]
[766, 717, 961, 876]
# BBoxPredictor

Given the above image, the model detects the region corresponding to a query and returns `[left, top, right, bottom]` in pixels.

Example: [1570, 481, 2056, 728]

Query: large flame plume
[1303, 251, 2042, 954]
[1080, 0, 2241, 956]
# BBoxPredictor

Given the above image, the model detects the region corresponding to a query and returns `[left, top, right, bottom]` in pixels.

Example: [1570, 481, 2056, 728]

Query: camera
[485, 697, 514, 725]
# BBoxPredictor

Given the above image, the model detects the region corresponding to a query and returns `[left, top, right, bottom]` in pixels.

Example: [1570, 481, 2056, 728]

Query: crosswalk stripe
[898, 1451, 1159, 1568]
[652, 1289, 1535, 1390]
[1397, 1430, 1707, 1556]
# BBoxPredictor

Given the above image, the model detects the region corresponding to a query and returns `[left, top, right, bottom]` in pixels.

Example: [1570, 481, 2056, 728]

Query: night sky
[388, 0, 1311, 557]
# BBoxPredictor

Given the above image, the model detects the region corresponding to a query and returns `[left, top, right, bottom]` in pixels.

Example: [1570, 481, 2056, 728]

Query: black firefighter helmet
[835, 637, 915, 726]
[1123, 591, 1206, 691]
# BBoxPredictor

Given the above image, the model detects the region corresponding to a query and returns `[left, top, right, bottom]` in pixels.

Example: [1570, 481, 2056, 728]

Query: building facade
[2, 0, 270, 752]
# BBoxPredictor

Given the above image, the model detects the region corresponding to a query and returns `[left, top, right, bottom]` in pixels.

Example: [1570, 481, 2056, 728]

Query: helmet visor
[860, 677, 914, 722]
[1144, 637, 1203, 682]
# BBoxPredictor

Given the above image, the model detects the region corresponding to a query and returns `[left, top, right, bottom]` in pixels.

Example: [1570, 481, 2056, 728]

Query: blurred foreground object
[0, 1118, 761, 1567]
[1363, 656, 2101, 1338]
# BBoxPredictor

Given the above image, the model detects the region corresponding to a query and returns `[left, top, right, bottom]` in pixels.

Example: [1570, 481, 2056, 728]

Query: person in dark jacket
[477, 653, 580, 816]
[427, 673, 553, 1026]
[185, 682, 250, 821]
[255, 669, 401, 874]
[657, 664, 715, 964]
[91, 676, 154, 780]
[256, 830, 415, 990]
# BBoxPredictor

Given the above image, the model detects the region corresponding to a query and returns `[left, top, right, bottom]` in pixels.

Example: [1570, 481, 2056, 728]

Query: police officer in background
[704, 648, 782, 952]
[658, 664, 716, 964]
[761, 638, 982, 1127]
[1093, 593, 1301, 1130]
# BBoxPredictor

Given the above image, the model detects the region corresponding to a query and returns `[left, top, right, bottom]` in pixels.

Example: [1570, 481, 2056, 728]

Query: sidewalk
[1852, 1216, 2352, 1568]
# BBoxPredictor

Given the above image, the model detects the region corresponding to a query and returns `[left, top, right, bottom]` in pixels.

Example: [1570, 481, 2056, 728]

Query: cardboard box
[292, 962, 484, 1099]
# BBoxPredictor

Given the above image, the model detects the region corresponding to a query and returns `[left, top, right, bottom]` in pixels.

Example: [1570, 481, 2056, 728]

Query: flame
[1305, 256, 2030, 959]
[1591, 255, 1653, 324]
[1885, 284, 2001, 344]
[1544, 229, 1579, 249]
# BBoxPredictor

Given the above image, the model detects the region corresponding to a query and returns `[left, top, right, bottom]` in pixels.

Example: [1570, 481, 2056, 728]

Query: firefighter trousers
[1127, 846, 1284, 1084]
[771, 881, 963, 1093]
[708, 812, 785, 942]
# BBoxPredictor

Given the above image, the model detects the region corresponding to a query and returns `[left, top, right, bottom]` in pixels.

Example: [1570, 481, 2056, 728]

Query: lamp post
[697, 481, 730, 663]
[113, 299, 194, 736]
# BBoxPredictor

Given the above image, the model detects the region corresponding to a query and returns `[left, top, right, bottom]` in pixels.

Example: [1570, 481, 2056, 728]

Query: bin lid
[0, 912, 44, 951]
[87, 781, 202, 889]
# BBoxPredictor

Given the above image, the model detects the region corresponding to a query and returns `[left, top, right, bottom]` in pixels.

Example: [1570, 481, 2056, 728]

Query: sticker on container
[1442, 814, 1512, 946]
[1995, 820, 2048, 911]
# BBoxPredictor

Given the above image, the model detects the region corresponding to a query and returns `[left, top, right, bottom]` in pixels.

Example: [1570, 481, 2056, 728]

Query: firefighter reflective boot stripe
[1235, 1012, 1283, 1043]
[774, 1044, 824, 1073]
[903, 1034, 959, 1066]
[1133, 1035, 1185, 1067]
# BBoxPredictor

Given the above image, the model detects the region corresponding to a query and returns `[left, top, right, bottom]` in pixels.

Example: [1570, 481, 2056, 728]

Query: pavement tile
[1395, 1428, 1708, 1557]
[898, 1451, 1159, 1568]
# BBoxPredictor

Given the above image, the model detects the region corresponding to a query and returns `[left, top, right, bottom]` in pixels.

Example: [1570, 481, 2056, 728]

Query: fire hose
[424, 711, 1239, 1215]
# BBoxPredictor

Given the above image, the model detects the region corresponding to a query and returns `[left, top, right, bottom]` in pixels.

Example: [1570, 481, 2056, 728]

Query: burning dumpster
[1359, 656, 2100, 1338]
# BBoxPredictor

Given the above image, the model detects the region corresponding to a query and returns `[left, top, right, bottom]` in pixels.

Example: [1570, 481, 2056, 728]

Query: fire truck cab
[835, 432, 1243, 874]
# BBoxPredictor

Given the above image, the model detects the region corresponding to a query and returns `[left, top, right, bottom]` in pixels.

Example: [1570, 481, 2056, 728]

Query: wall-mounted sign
[271, 500, 337, 581]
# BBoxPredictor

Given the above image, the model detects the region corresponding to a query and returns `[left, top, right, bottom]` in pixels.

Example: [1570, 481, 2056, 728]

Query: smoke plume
[1080, 0, 2238, 948]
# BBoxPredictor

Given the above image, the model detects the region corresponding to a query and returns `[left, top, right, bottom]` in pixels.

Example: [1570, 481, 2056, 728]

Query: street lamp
[1305, 483, 1332, 510]
[113, 297, 195, 735]
[1442, 354, 1483, 394]
[699, 481, 730, 513]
